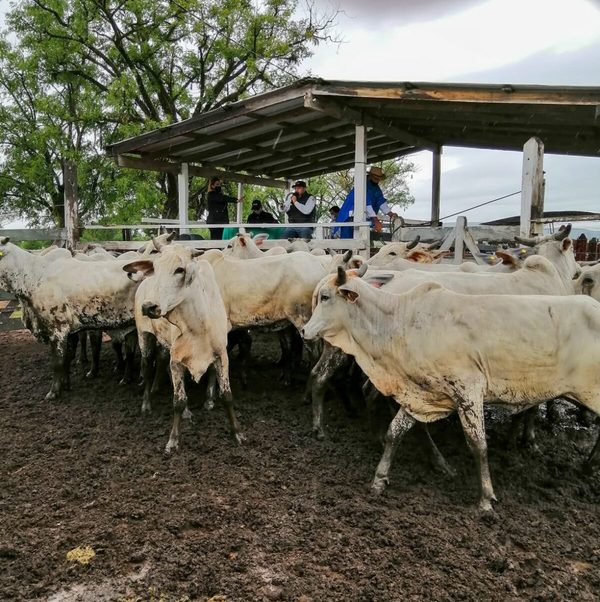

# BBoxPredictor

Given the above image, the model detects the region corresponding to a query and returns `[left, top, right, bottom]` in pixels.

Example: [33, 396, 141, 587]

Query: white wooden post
[353, 124, 369, 254]
[431, 145, 442, 226]
[236, 182, 243, 232]
[178, 162, 189, 235]
[63, 159, 79, 250]
[520, 137, 544, 237]
[453, 216, 466, 264]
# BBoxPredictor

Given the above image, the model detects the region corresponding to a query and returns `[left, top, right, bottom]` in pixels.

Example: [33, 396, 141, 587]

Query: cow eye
[174, 267, 185, 275]
[388, 251, 397, 256]
[583, 276, 594, 285]
[320, 292, 330, 302]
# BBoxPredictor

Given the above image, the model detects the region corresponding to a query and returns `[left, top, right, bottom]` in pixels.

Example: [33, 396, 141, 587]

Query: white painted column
[431, 145, 442, 226]
[63, 159, 79, 250]
[353, 125, 369, 250]
[520, 137, 544, 237]
[236, 182, 244, 232]
[178, 162, 189, 235]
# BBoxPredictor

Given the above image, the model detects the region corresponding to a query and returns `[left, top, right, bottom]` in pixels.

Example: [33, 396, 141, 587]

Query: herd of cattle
[1, 224, 600, 512]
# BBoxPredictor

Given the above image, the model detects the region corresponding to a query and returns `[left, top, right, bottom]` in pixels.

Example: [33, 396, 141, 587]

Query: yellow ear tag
[0, 251, 4, 257]
[519, 248, 527, 255]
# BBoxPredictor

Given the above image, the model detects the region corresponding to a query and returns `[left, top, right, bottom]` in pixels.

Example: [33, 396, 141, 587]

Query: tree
[0, 0, 338, 228]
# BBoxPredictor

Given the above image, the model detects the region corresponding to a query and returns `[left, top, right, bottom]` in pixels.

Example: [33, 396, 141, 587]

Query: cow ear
[562, 238, 572, 252]
[495, 250, 518, 266]
[406, 249, 430, 262]
[254, 233, 269, 247]
[185, 262, 196, 286]
[0, 236, 9, 245]
[123, 260, 154, 279]
[364, 273, 394, 288]
[339, 284, 359, 303]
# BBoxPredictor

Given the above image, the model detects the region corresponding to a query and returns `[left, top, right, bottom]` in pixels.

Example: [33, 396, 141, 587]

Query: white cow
[308, 254, 571, 440]
[0, 236, 139, 399]
[124, 244, 242, 453]
[302, 266, 600, 511]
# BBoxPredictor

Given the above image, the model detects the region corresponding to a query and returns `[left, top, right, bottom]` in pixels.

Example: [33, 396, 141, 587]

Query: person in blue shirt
[334, 166, 399, 238]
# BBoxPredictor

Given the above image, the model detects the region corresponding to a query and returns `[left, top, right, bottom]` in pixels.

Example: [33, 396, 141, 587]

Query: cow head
[514, 224, 580, 288]
[303, 264, 369, 341]
[0, 237, 13, 264]
[574, 265, 600, 301]
[124, 245, 204, 318]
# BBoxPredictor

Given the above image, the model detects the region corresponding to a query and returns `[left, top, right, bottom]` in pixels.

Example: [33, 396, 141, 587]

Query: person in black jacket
[281, 180, 316, 238]
[206, 176, 241, 240]
[247, 200, 278, 224]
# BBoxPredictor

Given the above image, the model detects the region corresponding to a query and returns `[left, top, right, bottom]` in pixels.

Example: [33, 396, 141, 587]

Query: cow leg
[119, 331, 137, 385]
[139, 332, 156, 414]
[78, 331, 88, 365]
[546, 399, 560, 425]
[151, 346, 170, 394]
[456, 395, 497, 512]
[85, 331, 102, 379]
[585, 431, 600, 471]
[214, 354, 244, 444]
[46, 339, 68, 400]
[205, 365, 217, 411]
[63, 333, 78, 391]
[421, 424, 456, 477]
[165, 362, 188, 454]
[372, 408, 416, 494]
[112, 340, 125, 374]
[309, 343, 350, 440]
[510, 407, 539, 453]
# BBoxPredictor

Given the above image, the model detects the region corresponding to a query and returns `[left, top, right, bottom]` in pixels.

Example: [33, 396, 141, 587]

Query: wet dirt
[1, 329, 600, 601]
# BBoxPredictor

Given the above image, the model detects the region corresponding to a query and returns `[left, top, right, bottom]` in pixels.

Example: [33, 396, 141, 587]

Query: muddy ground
[1, 329, 600, 601]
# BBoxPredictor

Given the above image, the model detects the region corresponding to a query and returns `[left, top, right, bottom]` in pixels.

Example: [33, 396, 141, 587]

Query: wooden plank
[392, 225, 520, 243]
[178, 162, 190, 235]
[354, 125, 369, 254]
[0, 229, 66, 241]
[304, 93, 437, 151]
[521, 137, 545, 237]
[116, 155, 287, 189]
[98, 238, 368, 252]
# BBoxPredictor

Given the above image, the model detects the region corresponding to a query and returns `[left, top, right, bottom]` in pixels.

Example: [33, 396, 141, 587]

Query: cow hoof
[204, 400, 215, 411]
[234, 432, 246, 445]
[182, 407, 194, 421]
[45, 391, 59, 402]
[312, 428, 325, 441]
[164, 441, 179, 455]
[371, 478, 389, 495]
[141, 405, 151, 415]
[85, 370, 98, 379]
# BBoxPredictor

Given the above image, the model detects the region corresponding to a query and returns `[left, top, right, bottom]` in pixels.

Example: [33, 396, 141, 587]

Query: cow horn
[356, 262, 368, 278]
[335, 266, 347, 286]
[553, 224, 572, 241]
[166, 231, 177, 242]
[514, 235, 537, 247]
[342, 249, 352, 263]
[406, 235, 420, 250]
[191, 249, 204, 258]
[152, 236, 164, 252]
[0, 236, 9, 245]
[427, 239, 442, 250]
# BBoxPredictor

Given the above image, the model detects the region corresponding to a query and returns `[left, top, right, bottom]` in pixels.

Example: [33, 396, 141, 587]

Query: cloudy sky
[307, 0, 600, 225]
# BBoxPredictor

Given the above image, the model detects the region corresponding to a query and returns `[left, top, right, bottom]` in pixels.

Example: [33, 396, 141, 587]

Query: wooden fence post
[574, 234, 588, 261]
[520, 137, 544, 237]
[64, 159, 79, 250]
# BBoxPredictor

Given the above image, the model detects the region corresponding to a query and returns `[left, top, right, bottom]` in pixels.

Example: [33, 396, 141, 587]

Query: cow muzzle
[141, 302, 161, 319]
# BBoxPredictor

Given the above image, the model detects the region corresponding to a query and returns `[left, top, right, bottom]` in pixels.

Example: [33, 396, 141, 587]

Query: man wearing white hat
[334, 166, 399, 238]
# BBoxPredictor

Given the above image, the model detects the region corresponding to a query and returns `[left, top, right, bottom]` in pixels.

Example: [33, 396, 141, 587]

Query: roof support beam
[116, 155, 287, 189]
[304, 92, 438, 151]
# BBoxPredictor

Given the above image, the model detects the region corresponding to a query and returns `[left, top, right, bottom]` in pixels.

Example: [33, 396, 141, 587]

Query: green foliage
[0, 0, 338, 229]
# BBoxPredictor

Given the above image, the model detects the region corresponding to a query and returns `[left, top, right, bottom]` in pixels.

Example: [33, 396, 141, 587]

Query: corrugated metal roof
[106, 78, 600, 182]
